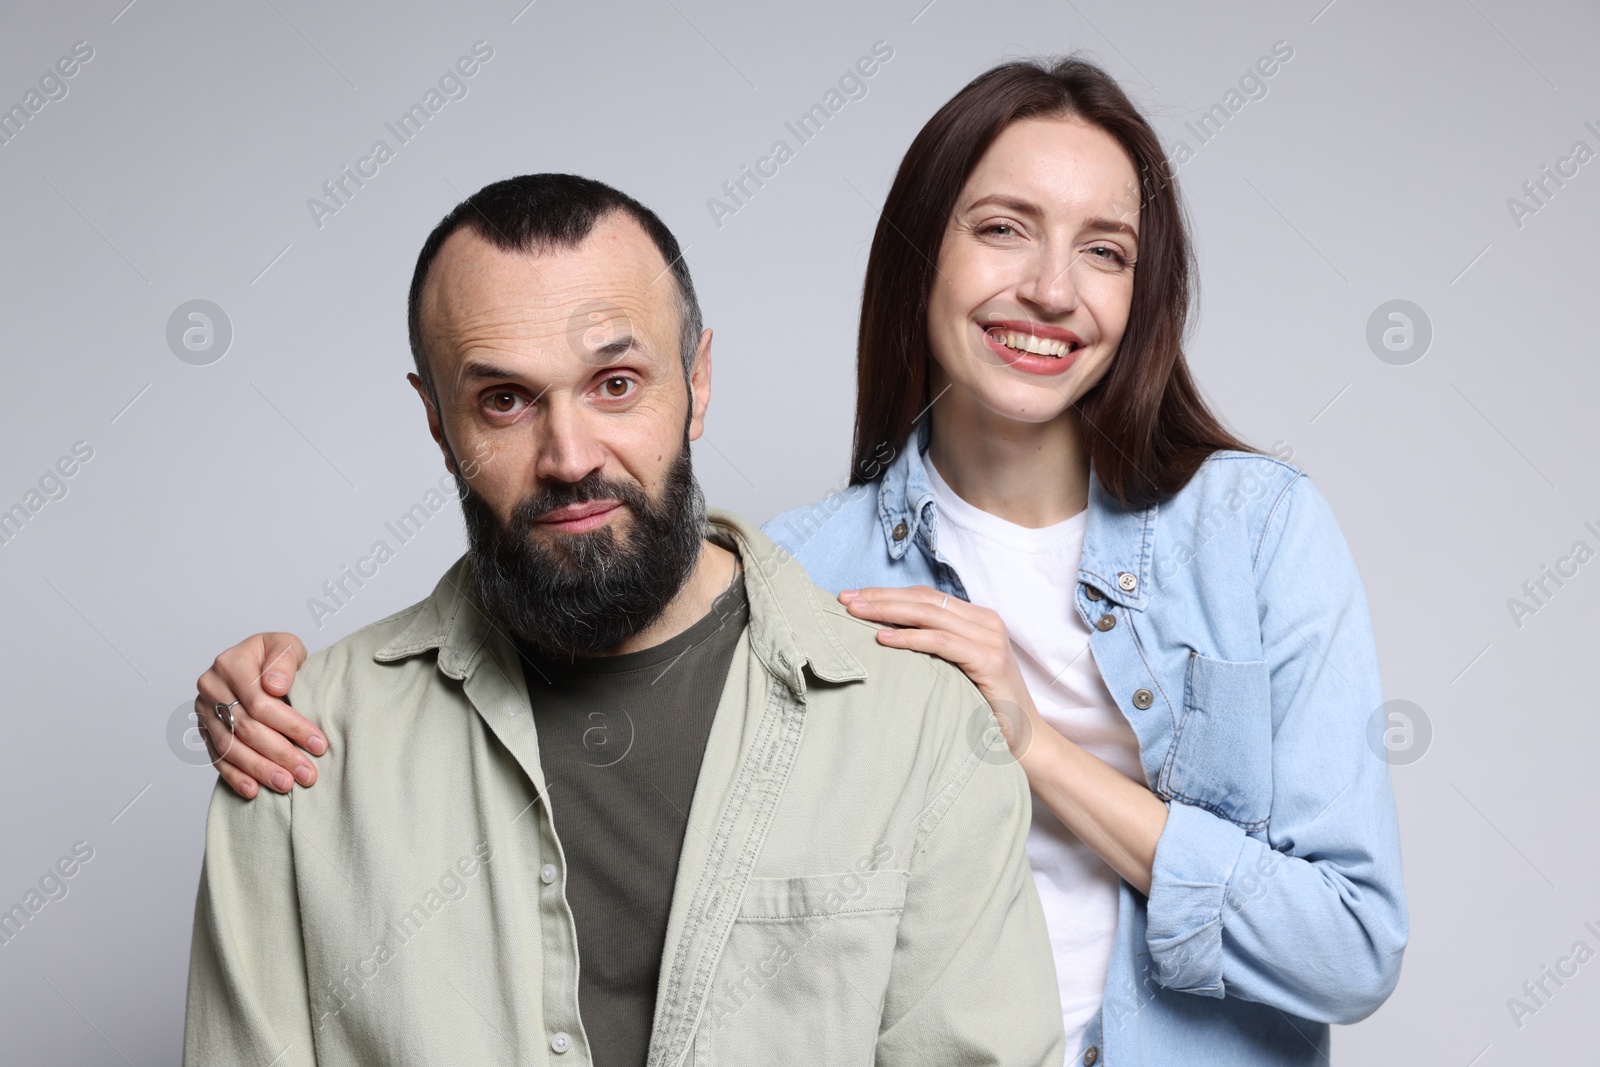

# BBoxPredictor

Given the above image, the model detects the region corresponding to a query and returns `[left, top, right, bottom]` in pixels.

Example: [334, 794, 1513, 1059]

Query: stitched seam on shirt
[1160, 651, 1203, 790]
[802, 584, 862, 678]
[660, 673, 805, 1065]
[1135, 499, 1158, 606]
[650, 679, 775, 1065]
[1160, 654, 1269, 832]
[1160, 788, 1270, 833]
[685, 675, 798, 994]
[1252, 471, 1303, 575]
[1126, 610, 1177, 738]
[371, 602, 432, 658]
[737, 905, 906, 922]
[676, 676, 805, 1056]
[912, 673, 986, 854]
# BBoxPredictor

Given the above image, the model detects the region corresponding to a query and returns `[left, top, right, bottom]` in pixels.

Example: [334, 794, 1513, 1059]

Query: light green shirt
[183, 509, 1064, 1066]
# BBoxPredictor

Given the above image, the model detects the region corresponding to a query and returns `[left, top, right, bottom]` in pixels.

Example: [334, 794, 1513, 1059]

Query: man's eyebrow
[964, 195, 1139, 241]
[591, 334, 641, 360]
[458, 359, 526, 384]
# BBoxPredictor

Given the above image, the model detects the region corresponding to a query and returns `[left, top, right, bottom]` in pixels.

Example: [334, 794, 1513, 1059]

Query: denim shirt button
[892, 520, 908, 541]
[1117, 572, 1137, 592]
[1095, 613, 1116, 632]
[1132, 688, 1154, 710]
[1085, 584, 1103, 601]
[1083, 1045, 1099, 1066]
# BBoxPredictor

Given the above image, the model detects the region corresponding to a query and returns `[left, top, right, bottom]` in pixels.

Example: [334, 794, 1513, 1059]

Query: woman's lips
[535, 501, 622, 533]
[981, 326, 1083, 376]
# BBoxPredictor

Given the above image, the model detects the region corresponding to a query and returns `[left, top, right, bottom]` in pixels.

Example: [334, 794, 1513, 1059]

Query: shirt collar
[875, 414, 1158, 611]
[373, 507, 867, 696]
[1079, 465, 1157, 612]
[875, 416, 938, 562]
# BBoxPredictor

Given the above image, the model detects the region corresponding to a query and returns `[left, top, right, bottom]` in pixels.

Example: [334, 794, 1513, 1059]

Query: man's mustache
[507, 473, 648, 533]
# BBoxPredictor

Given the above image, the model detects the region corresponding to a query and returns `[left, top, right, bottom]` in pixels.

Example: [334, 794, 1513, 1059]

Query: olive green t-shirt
[514, 573, 749, 1067]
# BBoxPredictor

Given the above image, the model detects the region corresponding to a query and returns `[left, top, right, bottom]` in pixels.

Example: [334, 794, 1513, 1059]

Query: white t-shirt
[925, 457, 1145, 1054]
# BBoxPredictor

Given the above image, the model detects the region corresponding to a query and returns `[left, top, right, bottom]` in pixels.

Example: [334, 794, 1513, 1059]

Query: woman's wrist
[1015, 709, 1065, 783]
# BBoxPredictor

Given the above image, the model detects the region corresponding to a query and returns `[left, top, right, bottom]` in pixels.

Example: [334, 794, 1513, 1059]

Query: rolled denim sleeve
[876, 668, 1066, 1066]
[184, 782, 318, 1066]
[1145, 473, 1409, 1024]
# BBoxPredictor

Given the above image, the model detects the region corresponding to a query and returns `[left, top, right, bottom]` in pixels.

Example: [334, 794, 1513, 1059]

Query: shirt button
[1085, 585, 1103, 601]
[1095, 613, 1116, 632]
[1118, 572, 1137, 593]
[540, 863, 558, 885]
[1132, 688, 1154, 710]
[1084, 1046, 1099, 1066]
[550, 1031, 571, 1053]
[892, 520, 908, 542]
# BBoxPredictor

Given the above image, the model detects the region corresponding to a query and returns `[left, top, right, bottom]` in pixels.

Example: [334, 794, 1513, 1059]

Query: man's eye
[601, 377, 633, 398]
[488, 391, 523, 413]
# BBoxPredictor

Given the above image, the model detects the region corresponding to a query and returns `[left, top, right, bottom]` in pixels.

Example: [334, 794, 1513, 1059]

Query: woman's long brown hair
[850, 57, 1253, 508]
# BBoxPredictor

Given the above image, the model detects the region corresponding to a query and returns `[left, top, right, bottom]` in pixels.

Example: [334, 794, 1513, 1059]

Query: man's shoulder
[290, 595, 437, 717]
[792, 576, 986, 728]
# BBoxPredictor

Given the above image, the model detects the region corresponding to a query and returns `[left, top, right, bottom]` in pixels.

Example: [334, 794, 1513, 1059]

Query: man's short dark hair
[406, 173, 703, 403]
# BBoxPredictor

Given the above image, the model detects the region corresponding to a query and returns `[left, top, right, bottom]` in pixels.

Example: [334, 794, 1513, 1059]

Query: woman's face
[926, 114, 1140, 426]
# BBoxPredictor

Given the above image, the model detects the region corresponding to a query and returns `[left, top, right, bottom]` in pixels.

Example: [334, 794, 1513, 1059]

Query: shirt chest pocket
[693, 868, 909, 1065]
[1158, 653, 1274, 831]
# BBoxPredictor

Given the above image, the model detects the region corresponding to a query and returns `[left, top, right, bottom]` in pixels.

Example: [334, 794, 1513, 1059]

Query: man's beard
[455, 442, 707, 658]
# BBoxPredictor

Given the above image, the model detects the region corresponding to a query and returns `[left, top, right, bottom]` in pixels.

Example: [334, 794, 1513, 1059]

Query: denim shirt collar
[875, 415, 1158, 611]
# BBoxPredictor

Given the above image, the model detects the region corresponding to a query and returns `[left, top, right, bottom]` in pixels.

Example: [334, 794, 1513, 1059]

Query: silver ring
[939, 594, 950, 610]
[214, 700, 241, 734]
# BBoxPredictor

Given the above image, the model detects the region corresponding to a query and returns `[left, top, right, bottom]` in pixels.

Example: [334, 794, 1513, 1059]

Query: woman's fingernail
[271, 770, 293, 792]
[839, 589, 858, 599]
[294, 764, 315, 785]
[307, 734, 326, 755]
[265, 671, 291, 689]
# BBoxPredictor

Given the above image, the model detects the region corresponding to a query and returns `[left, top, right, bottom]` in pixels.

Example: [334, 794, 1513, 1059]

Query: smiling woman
[767, 57, 1407, 1063]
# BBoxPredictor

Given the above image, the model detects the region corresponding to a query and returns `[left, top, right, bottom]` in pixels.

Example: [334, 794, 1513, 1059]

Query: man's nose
[533, 399, 606, 485]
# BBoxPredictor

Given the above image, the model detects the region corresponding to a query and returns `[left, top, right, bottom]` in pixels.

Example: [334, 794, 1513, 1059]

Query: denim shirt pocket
[1158, 653, 1274, 831]
[692, 868, 909, 1065]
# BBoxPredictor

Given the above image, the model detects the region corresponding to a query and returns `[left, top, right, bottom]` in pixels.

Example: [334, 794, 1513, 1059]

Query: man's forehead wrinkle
[418, 217, 682, 390]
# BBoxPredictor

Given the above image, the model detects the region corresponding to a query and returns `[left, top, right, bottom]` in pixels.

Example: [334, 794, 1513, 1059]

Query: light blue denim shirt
[762, 418, 1408, 1066]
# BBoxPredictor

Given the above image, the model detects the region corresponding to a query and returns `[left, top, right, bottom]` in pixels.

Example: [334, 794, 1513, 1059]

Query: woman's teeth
[991, 329, 1078, 358]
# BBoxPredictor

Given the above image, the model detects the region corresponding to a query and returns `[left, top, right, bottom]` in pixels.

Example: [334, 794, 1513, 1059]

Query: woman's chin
[944, 382, 1082, 429]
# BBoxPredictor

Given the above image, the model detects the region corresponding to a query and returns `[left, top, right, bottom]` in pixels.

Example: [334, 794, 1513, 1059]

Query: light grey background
[1, 0, 1595, 1062]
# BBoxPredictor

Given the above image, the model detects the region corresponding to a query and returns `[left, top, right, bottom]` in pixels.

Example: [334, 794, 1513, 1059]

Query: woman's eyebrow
[1083, 216, 1139, 241]
[965, 194, 1043, 217]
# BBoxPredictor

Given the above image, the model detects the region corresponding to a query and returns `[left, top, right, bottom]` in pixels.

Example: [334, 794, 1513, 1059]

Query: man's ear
[408, 372, 456, 474]
[687, 328, 713, 442]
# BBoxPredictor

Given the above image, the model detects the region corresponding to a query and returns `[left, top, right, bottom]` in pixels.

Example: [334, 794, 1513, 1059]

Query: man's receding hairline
[414, 211, 686, 389]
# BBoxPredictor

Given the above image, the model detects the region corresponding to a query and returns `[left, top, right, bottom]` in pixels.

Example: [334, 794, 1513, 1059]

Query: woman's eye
[1089, 245, 1128, 266]
[980, 222, 1017, 238]
[600, 377, 633, 398]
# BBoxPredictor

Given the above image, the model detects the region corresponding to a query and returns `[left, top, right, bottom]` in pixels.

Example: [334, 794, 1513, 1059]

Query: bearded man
[182, 174, 1062, 1067]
